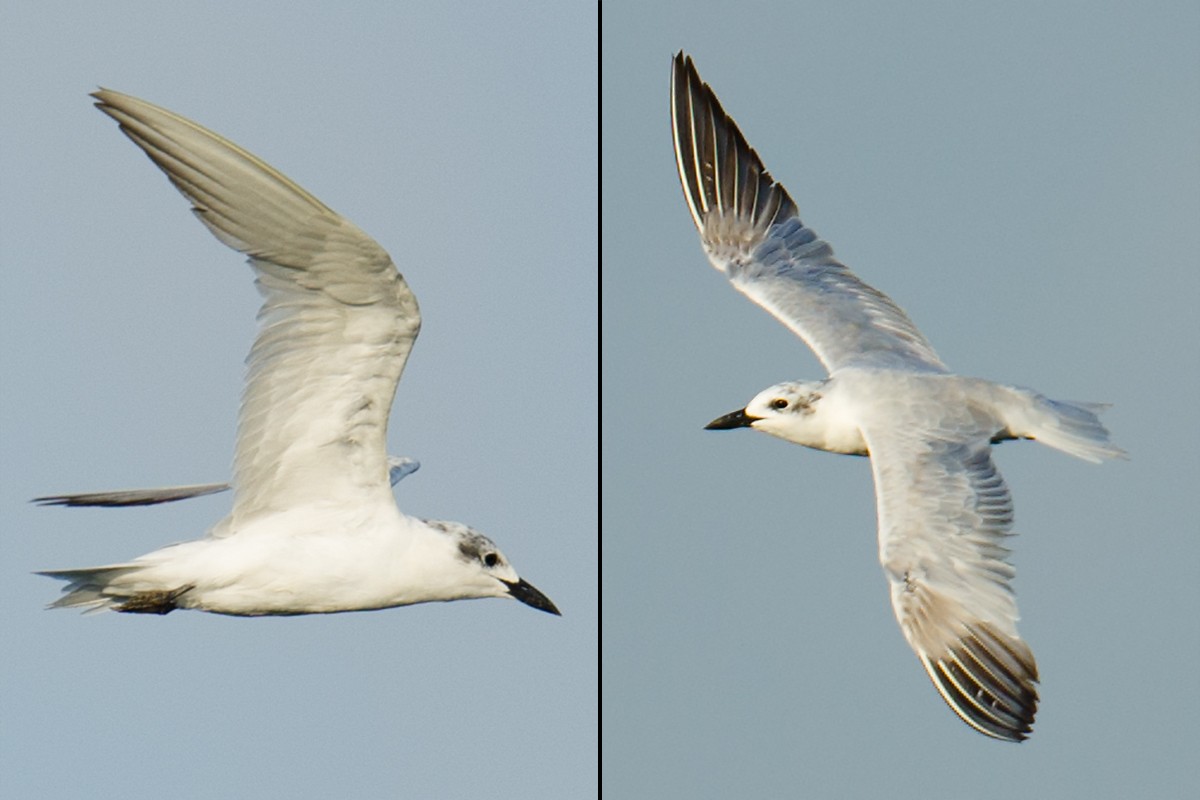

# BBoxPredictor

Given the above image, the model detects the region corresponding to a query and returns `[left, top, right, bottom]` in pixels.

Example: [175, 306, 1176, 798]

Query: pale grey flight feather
[91, 88, 420, 527]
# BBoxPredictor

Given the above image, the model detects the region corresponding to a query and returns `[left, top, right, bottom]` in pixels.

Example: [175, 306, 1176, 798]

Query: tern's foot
[116, 585, 193, 615]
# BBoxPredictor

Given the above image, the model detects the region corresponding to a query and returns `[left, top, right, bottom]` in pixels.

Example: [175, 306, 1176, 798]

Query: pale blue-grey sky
[603, 2, 1198, 797]
[1, 3, 596, 798]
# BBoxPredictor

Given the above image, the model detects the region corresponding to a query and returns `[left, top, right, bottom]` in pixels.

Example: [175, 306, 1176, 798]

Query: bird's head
[705, 380, 865, 456]
[424, 520, 560, 615]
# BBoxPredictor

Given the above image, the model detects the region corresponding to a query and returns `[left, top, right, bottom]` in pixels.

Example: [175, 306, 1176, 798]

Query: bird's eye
[483, 553, 499, 568]
[771, 398, 788, 410]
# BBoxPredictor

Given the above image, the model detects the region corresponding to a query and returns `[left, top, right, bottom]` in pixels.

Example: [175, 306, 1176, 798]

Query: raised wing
[671, 53, 947, 375]
[32, 483, 228, 508]
[93, 90, 420, 524]
[864, 426, 1038, 741]
[33, 457, 420, 508]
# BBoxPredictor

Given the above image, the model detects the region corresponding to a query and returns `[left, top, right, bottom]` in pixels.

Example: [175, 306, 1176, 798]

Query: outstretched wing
[32, 457, 420, 508]
[32, 483, 228, 508]
[93, 90, 420, 525]
[670, 53, 947, 375]
[864, 425, 1038, 741]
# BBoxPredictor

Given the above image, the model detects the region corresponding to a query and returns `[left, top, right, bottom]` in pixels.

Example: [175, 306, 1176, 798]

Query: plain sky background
[604, 2, 1198, 798]
[0, 3, 595, 798]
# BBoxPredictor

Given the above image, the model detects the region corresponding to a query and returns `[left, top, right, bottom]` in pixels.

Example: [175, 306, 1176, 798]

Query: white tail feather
[36, 565, 141, 612]
[1004, 390, 1127, 463]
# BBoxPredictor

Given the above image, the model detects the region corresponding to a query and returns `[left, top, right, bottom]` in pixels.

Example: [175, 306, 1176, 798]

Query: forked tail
[1006, 390, 1127, 464]
[36, 565, 187, 614]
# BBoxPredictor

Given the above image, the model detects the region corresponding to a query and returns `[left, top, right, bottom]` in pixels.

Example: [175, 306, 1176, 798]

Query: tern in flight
[671, 52, 1122, 740]
[38, 90, 559, 618]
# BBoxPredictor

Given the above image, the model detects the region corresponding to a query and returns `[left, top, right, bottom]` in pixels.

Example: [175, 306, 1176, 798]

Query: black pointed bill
[704, 408, 760, 430]
[504, 577, 561, 616]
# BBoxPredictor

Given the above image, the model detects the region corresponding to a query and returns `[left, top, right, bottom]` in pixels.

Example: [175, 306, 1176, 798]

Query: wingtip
[30, 494, 90, 508]
[91, 87, 121, 110]
[671, 50, 691, 74]
[919, 622, 1039, 742]
[669, 52, 798, 244]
